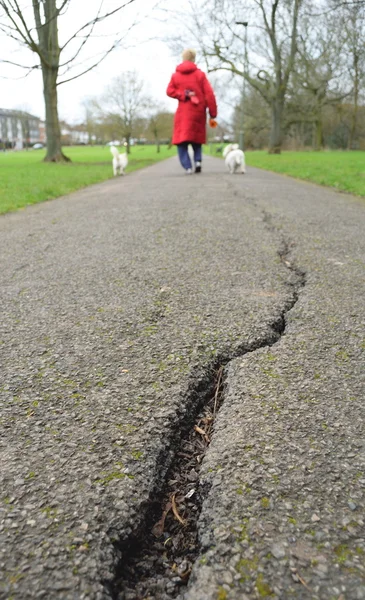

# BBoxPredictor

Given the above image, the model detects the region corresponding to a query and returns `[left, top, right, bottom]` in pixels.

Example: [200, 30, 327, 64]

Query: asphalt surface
[185, 165, 365, 600]
[0, 155, 364, 600]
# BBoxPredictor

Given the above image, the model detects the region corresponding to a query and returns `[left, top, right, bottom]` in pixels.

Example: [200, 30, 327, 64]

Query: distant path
[0, 156, 364, 599]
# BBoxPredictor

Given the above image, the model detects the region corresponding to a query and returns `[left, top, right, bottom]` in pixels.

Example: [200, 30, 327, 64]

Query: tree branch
[0, 66, 36, 79]
[56, 0, 71, 15]
[58, 1, 104, 67]
[11, 0, 39, 50]
[283, 0, 302, 89]
[60, 0, 136, 51]
[57, 35, 124, 85]
[32, 0, 43, 33]
[0, 58, 40, 69]
[0, 0, 34, 47]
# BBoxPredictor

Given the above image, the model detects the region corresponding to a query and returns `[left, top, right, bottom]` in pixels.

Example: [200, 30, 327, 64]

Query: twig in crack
[177, 452, 194, 459]
[180, 567, 192, 580]
[297, 572, 311, 591]
[203, 415, 214, 438]
[194, 425, 209, 443]
[171, 493, 186, 526]
[213, 366, 224, 418]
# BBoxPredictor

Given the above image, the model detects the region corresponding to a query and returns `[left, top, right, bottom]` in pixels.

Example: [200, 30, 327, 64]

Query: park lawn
[245, 151, 365, 197]
[0, 144, 176, 214]
[206, 146, 365, 197]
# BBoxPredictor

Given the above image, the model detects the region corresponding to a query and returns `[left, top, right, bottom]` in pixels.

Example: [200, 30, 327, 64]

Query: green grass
[0, 144, 176, 214]
[207, 146, 365, 197]
[3, 146, 364, 214]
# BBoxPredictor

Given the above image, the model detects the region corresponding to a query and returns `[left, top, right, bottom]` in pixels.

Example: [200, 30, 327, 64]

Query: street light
[235, 21, 248, 151]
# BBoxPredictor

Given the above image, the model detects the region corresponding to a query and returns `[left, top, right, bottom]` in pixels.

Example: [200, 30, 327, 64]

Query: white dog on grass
[110, 146, 128, 176]
[223, 143, 246, 174]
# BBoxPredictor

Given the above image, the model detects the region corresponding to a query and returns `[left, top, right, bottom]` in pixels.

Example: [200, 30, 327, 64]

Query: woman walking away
[166, 48, 217, 174]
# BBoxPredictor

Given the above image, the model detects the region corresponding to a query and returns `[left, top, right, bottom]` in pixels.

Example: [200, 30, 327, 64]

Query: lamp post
[235, 21, 248, 151]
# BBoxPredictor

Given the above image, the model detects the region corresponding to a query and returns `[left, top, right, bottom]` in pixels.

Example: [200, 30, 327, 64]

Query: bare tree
[304, 0, 365, 148]
[81, 97, 104, 145]
[99, 70, 149, 152]
[232, 88, 271, 149]
[0, 0, 138, 162]
[341, 2, 365, 147]
[148, 110, 174, 152]
[288, 6, 350, 149]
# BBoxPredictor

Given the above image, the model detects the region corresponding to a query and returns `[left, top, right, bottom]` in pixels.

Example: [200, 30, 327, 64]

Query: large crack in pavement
[182, 172, 365, 600]
[1, 162, 317, 600]
[106, 231, 306, 600]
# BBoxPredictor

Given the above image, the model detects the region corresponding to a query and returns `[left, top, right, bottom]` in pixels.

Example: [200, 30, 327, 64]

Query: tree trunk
[33, 0, 70, 163]
[349, 101, 358, 150]
[42, 66, 70, 162]
[348, 54, 359, 150]
[314, 119, 323, 151]
[126, 134, 131, 154]
[268, 97, 284, 154]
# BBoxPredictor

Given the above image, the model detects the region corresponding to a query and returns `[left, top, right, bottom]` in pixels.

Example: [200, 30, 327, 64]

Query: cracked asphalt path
[0, 156, 364, 600]
[185, 165, 365, 600]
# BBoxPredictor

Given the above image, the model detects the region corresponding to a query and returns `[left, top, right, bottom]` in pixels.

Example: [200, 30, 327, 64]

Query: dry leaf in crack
[151, 502, 172, 537]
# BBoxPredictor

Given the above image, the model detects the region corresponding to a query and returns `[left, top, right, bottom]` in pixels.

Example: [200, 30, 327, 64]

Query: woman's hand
[185, 89, 196, 98]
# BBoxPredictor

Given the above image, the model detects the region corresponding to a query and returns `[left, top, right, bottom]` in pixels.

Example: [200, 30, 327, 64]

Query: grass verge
[0, 145, 176, 214]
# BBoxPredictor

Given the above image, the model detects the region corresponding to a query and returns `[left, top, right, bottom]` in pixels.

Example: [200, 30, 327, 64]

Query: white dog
[223, 143, 246, 174]
[110, 146, 128, 176]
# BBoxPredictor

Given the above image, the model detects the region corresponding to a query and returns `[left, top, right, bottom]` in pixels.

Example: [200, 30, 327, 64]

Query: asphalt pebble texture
[0, 155, 364, 600]
[185, 165, 365, 600]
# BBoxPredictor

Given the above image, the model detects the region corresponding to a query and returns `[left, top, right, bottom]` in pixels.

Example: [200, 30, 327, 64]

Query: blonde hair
[182, 48, 196, 62]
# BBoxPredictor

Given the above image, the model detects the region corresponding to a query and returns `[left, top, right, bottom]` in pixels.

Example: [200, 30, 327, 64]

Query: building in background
[0, 109, 42, 149]
[39, 121, 46, 144]
[60, 122, 90, 145]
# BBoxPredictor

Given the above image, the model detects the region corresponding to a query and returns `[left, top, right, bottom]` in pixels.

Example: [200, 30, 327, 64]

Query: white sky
[0, 0, 223, 124]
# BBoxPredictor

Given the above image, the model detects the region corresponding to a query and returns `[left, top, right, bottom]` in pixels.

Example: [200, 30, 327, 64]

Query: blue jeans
[177, 142, 202, 170]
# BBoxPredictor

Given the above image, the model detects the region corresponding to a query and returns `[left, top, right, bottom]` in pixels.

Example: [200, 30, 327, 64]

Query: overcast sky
[0, 0, 209, 123]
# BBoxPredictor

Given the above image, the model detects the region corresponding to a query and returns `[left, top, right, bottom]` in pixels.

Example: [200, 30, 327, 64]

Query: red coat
[166, 61, 217, 145]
